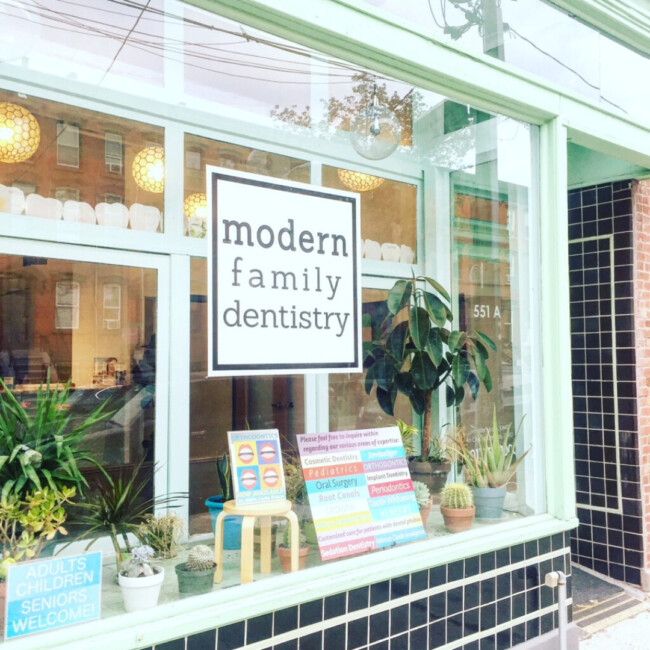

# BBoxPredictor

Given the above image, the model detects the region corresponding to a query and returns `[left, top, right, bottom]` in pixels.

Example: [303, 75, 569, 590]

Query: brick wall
[632, 179, 650, 576]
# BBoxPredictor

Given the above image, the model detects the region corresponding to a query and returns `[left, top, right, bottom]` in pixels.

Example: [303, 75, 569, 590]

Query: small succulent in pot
[121, 544, 156, 578]
[186, 545, 216, 572]
[175, 544, 216, 596]
[412, 480, 432, 508]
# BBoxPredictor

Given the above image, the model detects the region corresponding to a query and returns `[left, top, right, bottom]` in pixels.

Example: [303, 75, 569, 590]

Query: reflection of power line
[505, 26, 626, 114]
[3, 0, 370, 85]
[425, 0, 627, 114]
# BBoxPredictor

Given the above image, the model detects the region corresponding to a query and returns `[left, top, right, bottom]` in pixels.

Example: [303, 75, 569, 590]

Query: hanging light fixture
[184, 192, 207, 220]
[184, 192, 207, 238]
[337, 169, 385, 192]
[0, 102, 40, 163]
[132, 146, 164, 193]
[350, 83, 402, 160]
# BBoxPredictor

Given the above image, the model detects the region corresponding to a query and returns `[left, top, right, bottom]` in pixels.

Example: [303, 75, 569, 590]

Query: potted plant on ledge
[364, 277, 495, 486]
[446, 408, 529, 521]
[175, 544, 216, 596]
[440, 482, 475, 533]
[118, 544, 164, 612]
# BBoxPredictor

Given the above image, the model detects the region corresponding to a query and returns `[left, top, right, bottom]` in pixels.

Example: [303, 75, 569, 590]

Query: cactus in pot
[440, 483, 475, 533]
[175, 544, 217, 596]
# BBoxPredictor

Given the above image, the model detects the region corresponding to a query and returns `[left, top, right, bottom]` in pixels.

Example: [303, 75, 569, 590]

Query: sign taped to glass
[207, 167, 362, 376]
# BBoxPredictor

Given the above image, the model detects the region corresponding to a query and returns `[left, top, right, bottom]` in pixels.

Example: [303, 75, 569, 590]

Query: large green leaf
[425, 329, 443, 367]
[387, 280, 412, 316]
[445, 384, 455, 407]
[471, 344, 487, 381]
[484, 366, 493, 392]
[452, 354, 470, 387]
[395, 372, 415, 396]
[409, 306, 431, 350]
[388, 321, 409, 361]
[411, 352, 437, 390]
[467, 372, 480, 399]
[422, 292, 448, 327]
[364, 364, 376, 395]
[420, 276, 451, 303]
[374, 355, 397, 392]
[448, 331, 466, 352]
[408, 389, 427, 415]
[376, 386, 397, 416]
[475, 331, 497, 351]
[454, 385, 465, 406]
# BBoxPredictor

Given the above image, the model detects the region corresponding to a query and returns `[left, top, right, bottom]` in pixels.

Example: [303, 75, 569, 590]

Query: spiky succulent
[412, 480, 431, 508]
[186, 545, 215, 572]
[440, 483, 474, 510]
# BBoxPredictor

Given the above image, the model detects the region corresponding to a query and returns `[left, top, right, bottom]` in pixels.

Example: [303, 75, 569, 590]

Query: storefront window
[0, 89, 164, 232]
[0, 253, 157, 474]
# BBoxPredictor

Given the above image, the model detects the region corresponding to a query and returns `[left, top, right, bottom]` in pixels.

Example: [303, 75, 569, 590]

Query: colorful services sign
[297, 427, 426, 560]
[229, 429, 286, 505]
[5, 552, 102, 639]
[207, 167, 361, 376]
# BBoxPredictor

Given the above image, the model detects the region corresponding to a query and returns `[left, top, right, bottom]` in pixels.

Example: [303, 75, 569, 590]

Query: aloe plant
[0, 377, 112, 499]
[364, 276, 495, 456]
[446, 408, 529, 488]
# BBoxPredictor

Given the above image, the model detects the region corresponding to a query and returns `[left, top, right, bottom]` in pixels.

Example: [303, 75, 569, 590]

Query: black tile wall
[152, 534, 571, 650]
[568, 181, 643, 585]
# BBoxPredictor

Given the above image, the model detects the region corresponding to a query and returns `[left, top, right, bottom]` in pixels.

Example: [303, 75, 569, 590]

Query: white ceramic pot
[118, 566, 164, 612]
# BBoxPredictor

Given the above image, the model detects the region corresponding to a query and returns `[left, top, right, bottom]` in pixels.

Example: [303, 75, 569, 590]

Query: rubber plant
[364, 276, 495, 457]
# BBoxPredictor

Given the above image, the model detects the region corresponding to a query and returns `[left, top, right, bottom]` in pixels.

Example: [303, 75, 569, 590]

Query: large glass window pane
[189, 258, 305, 535]
[0, 89, 164, 233]
[0, 254, 157, 476]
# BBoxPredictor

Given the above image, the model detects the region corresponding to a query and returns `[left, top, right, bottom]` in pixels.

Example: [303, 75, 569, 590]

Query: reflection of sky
[357, 0, 650, 121]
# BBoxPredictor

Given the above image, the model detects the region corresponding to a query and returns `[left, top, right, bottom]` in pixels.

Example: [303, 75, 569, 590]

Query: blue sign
[5, 552, 102, 639]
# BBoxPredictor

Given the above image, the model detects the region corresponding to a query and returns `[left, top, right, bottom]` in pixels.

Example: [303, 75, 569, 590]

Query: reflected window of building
[55, 280, 79, 330]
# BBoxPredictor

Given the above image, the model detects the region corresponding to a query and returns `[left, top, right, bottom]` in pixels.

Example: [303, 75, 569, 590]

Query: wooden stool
[213, 500, 300, 584]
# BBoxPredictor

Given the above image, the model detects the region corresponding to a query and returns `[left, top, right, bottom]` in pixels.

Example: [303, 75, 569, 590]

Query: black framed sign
[207, 167, 361, 376]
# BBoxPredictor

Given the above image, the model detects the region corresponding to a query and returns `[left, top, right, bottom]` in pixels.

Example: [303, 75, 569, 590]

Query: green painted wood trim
[6, 514, 577, 650]
[550, 0, 650, 56]
[540, 118, 576, 521]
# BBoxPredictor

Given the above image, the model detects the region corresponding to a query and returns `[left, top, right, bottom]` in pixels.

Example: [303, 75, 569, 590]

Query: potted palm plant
[440, 482, 475, 533]
[364, 277, 495, 486]
[118, 544, 164, 612]
[446, 408, 530, 521]
[71, 459, 185, 569]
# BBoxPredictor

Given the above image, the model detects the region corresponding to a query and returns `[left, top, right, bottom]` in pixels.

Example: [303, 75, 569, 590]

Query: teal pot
[175, 562, 215, 596]
[408, 461, 451, 494]
[205, 496, 243, 550]
[471, 485, 507, 521]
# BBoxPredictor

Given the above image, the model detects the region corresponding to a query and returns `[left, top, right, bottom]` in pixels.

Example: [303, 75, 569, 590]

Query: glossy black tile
[411, 570, 428, 593]
[347, 618, 367, 650]
[275, 640, 298, 650]
[274, 606, 298, 634]
[463, 608, 479, 635]
[299, 600, 322, 627]
[247, 613, 273, 644]
[390, 576, 409, 599]
[324, 595, 345, 620]
[218, 621, 245, 650]
[409, 626, 427, 650]
[410, 598, 427, 629]
[156, 640, 184, 650]
[390, 604, 409, 635]
[324, 624, 345, 649]
[348, 586, 369, 612]
[370, 611, 389, 643]
[389, 632, 408, 650]
[188, 629, 216, 650]
[371, 581, 390, 606]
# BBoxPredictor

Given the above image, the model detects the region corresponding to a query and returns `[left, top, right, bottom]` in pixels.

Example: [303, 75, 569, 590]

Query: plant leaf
[409, 306, 431, 351]
[411, 352, 436, 390]
[422, 292, 448, 327]
[425, 329, 443, 367]
[475, 331, 497, 351]
[387, 280, 412, 316]
[376, 387, 396, 416]
[420, 276, 451, 303]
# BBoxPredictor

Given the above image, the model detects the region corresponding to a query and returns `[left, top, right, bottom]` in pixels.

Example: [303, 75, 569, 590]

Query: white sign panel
[207, 167, 361, 376]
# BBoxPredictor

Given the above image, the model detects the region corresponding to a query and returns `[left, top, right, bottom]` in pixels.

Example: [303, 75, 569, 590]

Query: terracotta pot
[277, 544, 309, 573]
[440, 505, 475, 533]
[408, 461, 451, 494]
[419, 499, 433, 527]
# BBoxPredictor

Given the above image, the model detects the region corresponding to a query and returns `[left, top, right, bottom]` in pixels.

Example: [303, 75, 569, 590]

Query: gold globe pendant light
[0, 102, 40, 163]
[132, 146, 165, 193]
[183, 192, 207, 221]
[337, 168, 385, 192]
